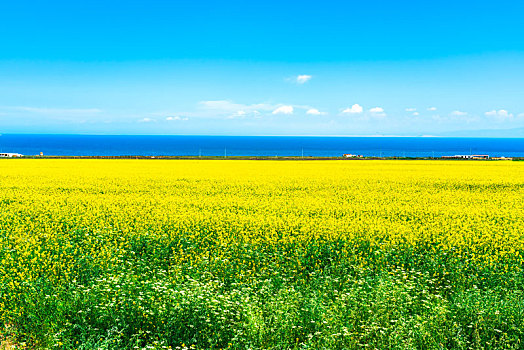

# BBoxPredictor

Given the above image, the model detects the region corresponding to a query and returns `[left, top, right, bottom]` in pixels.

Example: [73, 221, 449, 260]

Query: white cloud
[199, 100, 274, 113]
[405, 108, 416, 112]
[342, 104, 363, 114]
[139, 117, 155, 123]
[485, 109, 513, 120]
[427, 107, 437, 111]
[199, 100, 237, 110]
[451, 110, 467, 116]
[369, 107, 384, 113]
[296, 75, 312, 84]
[369, 107, 386, 117]
[199, 100, 321, 118]
[166, 116, 188, 121]
[198, 100, 277, 119]
[412, 112, 420, 116]
[306, 108, 326, 115]
[272, 105, 294, 115]
[226, 110, 249, 119]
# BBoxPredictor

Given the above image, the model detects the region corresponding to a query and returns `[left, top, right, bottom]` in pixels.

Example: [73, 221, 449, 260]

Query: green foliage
[3, 237, 524, 349]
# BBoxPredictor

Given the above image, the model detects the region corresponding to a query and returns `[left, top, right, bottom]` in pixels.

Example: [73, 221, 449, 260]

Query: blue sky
[1, 0, 524, 136]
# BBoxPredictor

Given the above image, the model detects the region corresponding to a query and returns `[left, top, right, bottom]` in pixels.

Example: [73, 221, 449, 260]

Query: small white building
[0, 153, 23, 158]
[442, 154, 490, 160]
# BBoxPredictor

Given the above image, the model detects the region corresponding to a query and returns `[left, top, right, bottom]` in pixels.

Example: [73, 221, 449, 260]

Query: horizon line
[2, 133, 524, 139]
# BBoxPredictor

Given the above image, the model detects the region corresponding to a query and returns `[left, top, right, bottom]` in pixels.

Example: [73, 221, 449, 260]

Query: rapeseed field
[1, 159, 523, 349]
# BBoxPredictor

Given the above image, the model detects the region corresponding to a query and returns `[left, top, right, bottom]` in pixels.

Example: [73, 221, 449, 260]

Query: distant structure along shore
[440, 155, 514, 160]
[441, 154, 490, 160]
[0, 152, 518, 160]
[0, 152, 23, 158]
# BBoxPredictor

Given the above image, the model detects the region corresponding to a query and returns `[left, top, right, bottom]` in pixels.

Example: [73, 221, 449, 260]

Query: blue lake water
[0, 134, 523, 158]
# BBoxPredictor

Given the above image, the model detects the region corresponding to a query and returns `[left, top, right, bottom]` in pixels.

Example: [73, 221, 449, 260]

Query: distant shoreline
[2, 135, 524, 158]
[4, 155, 521, 161]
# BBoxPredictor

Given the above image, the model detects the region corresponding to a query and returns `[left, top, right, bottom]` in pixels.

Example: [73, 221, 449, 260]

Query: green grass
[3, 235, 524, 349]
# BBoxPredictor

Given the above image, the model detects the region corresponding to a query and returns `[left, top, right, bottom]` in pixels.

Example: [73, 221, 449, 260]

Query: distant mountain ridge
[439, 127, 524, 138]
